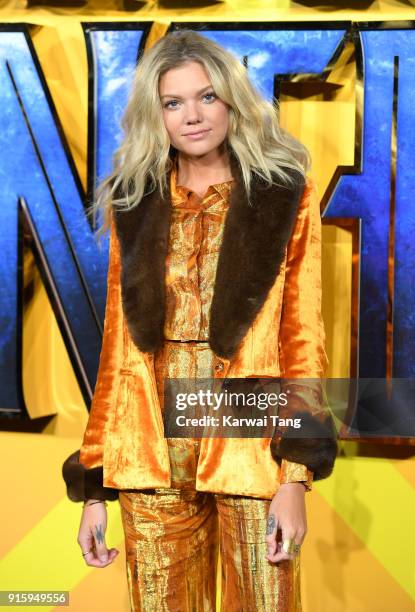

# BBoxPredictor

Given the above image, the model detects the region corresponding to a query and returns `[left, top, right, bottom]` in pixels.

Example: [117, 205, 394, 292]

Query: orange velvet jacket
[62, 152, 337, 502]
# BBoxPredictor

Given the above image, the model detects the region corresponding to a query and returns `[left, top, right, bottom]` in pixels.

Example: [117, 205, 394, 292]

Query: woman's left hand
[265, 482, 307, 563]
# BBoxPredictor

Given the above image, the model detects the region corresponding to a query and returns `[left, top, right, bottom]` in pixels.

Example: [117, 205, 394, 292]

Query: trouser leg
[215, 494, 302, 612]
[119, 488, 218, 612]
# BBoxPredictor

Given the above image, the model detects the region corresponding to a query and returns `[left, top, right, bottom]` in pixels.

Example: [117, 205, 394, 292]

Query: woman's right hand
[77, 500, 120, 568]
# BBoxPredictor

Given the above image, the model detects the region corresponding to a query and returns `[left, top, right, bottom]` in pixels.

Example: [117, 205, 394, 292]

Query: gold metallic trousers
[119, 341, 302, 612]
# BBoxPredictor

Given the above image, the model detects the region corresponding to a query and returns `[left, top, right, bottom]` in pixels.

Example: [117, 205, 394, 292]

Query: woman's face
[159, 61, 229, 158]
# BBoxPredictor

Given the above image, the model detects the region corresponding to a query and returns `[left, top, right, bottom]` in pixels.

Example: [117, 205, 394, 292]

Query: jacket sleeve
[62, 450, 119, 502]
[62, 212, 122, 502]
[271, 176, 338, 482]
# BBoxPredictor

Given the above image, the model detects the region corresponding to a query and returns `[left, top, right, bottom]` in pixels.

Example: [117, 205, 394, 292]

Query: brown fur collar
[113, 151, 306, 359]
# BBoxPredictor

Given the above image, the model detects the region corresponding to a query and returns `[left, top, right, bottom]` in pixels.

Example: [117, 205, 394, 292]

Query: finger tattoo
[266, 514, 276, 535]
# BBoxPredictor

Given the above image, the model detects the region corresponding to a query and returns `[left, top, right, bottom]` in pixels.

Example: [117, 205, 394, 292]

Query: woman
[63, 30, 337, 611]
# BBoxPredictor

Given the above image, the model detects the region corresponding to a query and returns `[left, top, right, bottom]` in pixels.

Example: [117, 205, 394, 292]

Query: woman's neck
[175, 148, 233, 188]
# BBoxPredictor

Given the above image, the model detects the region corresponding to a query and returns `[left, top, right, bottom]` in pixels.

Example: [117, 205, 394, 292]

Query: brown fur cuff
[270, 411, 338, 481]
[62, 450, 119, 502]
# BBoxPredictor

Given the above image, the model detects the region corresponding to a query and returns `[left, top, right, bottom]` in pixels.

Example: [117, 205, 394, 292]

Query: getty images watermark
[162, 377, 329, 439]
[174, 387, 302, 429]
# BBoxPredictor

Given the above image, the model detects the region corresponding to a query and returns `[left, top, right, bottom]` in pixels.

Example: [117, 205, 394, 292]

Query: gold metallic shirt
[164, 161, 234, 341]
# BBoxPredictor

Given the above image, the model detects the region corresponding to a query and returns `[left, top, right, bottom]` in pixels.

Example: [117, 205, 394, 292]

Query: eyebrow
[160, 85, 213, 99]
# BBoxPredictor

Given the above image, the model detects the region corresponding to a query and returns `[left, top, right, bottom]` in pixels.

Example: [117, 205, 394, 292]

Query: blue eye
[164, 99, 179, 109]
[203, 92, 217, 102]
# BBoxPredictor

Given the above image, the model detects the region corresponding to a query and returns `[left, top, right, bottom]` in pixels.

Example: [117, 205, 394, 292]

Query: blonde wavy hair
[90, 29, 311, 239]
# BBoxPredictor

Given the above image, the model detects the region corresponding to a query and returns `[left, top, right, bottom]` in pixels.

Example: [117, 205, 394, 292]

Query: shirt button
[214, 361, 224, 372]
